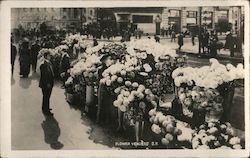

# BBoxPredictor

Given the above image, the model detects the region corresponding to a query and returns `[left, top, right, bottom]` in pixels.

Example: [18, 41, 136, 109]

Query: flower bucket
[85, 85, 95, 113]
[66, 92, 82, 105]
[217, 82, 235, 122]
[66, 92, 74, 104]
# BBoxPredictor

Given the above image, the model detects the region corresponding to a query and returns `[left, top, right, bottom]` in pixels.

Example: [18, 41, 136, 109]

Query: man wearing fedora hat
[39, 52, 54, 116]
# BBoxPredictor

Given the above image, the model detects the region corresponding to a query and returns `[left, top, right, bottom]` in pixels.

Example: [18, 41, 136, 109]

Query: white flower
[120, 70, 126, 76]
[139, 72, 148, 76]
[119, 105, 127, 112]
[106, 80, 112, 86]
[143, 64, 152, 72]
[218, 145, 232, 149]
[125, 81, 132, 87]
[114, 87, 121, 94]
[229, 137, 241, 145]
[233, 144, 242, 149]
[192, 140, 200, 149]
[132, 82, 139, 88]
[113, 100, 120, 107]
[144, 89, 152, 95]
[123, 91, 130, 97]
[117, 77, 123, 83]
[148, 108, 156, 116]
[151, 124, 161, 134]
[161, 138, 170, 145]
[165, 133, 174, 141]
[197, 145, 210, 149]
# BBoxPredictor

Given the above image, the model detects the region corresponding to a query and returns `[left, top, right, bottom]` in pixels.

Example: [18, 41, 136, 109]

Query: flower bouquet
[149, 109, 182, 148]
[172, 59, 244, 126]
[65, 75, 86, 105]
[192, 121, 244, 149]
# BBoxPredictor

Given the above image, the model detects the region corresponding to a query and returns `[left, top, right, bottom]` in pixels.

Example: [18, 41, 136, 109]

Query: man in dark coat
[30, 40, 40, 73]
[224, 32, 235, 57]
[19, 38, 31, 78]
[178, 32, 184, 50]
[39, 52, 54, 116]
[11, 38, 17, 76]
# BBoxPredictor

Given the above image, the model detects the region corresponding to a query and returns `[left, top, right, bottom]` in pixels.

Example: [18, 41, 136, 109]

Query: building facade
[160, 6, 244, 34]
[11, 8, 97, 31]
[11, 7, 243, 34]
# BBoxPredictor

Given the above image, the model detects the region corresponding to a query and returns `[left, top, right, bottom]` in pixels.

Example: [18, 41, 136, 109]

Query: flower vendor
[96, 54, 116, 125]
[60, 51, 70, 88]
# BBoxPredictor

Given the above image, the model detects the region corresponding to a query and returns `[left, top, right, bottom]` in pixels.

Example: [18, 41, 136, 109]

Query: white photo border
[0, 0, 249, 158]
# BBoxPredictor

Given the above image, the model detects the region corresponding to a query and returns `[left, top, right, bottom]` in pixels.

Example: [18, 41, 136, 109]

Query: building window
[90, 10, 93, 16]
[132, 15, 153, 23]
[187, 11, 197, 18]
[63, 8, 67, 12]
[202, 11, 213, 28]
[168, 9, 180, 17]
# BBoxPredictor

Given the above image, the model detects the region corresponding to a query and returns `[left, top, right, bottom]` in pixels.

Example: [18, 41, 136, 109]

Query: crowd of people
[11, 25, 241, 80]
[11, 30, 65, 78]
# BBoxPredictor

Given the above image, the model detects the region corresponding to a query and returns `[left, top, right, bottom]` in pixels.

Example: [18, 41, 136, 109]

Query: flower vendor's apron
[97, 83, 116, 125]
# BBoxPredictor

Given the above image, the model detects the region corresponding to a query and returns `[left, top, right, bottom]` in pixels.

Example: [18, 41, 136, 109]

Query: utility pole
[238, 6, 242, 55]
[198, 7, 202, 55]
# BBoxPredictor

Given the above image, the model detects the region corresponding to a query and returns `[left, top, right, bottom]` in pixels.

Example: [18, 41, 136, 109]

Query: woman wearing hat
[19, 38, 31, 78]
[96, 54, 115, 125]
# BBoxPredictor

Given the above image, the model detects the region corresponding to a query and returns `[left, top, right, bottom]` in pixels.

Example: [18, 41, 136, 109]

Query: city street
[11, 58, 113, 150]
[11, 42, 245, 150]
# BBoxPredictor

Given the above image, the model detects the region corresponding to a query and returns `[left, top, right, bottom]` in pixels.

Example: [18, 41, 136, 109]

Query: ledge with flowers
[38, 33, 245, 149]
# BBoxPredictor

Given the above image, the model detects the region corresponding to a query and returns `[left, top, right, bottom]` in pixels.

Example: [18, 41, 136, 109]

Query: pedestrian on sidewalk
[209, 32, 218, 57]
[154, 34, 160, 43]
[19, 38, 31, 78]
[93, 38, 98, 46]
[30, 40, 40, 73]
[224, 31, 235, 57]
[138, 28, 143, 39]
[191, 32, 195, 46]
[171, 31, 176, 42]
[178, 32, 184, 50]
[11, 37, 17, 76]
[202, 30, 210, 54]
[39, 52, 54, 116]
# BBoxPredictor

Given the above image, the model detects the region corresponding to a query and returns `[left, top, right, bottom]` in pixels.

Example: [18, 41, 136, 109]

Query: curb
[176, 50, 244, 63]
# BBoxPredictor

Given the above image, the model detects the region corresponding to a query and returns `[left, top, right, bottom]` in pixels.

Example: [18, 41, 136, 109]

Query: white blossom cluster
[126, 39, 177, 62]
[112, 83, 157, 112]
[70, 54, 101, 79]
[192, 121, 242, 149]
[149, 109, 182, 146]
[177, 86, 224, 121]
[172, 58, 244, 89]
[62, 33, 88, 46]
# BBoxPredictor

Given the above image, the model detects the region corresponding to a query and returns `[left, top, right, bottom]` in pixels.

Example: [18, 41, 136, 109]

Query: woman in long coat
[19, 38, 31, 78]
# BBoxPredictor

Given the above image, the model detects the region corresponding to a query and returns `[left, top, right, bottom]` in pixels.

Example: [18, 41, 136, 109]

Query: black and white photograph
[0, 0, 249, 158]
